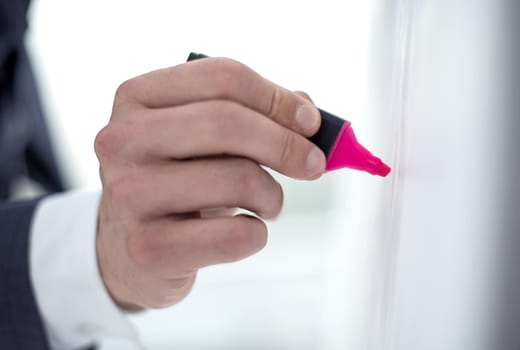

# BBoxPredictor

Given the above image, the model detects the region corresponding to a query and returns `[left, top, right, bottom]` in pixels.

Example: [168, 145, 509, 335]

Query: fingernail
[306, 147, 326, 176]
[295, 104, 320, 134]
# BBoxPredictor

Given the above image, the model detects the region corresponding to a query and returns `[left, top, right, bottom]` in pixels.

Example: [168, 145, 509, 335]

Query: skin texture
[94, 57, 326, 309]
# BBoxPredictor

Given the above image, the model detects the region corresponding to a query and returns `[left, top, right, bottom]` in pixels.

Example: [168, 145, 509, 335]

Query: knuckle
[225, 220, 252, 260]
[114, 78, 135, 102]
[231, 159, 283, 219]
[225, 217, 267, 260]
[94, 125, 114, 162]
[234, 160, 262, 196]
[265, 181, 284, 219]
[266, 85, 283, 118]
[94, 123, 127, 162]
[209, 58, 246, 98]
[280, 130, 297, 166]
[255, 220, 269, 249]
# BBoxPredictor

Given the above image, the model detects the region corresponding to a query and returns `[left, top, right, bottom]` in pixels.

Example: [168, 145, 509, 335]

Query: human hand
[94, 57, 326, 309]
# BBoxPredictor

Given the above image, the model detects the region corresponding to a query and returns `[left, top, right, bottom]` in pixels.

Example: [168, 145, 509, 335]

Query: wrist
[96, 226, 144, 312]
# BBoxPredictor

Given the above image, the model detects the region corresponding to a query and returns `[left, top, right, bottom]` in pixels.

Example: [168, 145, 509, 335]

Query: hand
[94, 57, 326, 309]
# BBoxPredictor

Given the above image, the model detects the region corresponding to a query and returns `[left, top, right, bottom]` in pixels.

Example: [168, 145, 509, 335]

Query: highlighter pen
[187, 52, 391, 177]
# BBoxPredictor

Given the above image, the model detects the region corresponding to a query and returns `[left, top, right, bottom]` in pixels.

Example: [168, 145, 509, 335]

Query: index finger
[117, 57, 321, 137]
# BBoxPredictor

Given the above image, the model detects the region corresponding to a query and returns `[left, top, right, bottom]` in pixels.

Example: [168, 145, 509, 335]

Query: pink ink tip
[326, 122, 391, 177]
[376, 162, 392, 177]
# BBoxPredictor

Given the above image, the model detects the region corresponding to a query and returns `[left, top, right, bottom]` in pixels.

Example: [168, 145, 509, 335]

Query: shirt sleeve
[29, 189, 142, 350]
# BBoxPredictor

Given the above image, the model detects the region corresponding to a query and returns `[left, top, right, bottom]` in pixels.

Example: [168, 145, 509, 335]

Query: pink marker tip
[325, 123, 391, 177]
[376, 162, 391, 177]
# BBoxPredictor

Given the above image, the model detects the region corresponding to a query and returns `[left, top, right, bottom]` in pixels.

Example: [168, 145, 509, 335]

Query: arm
[1, 194, 131, 350]
[0, 199, 49, 350]
[30, 190, 138, 350]
[1, 57, 325, 349]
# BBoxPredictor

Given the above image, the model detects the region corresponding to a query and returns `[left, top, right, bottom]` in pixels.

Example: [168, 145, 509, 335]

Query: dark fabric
[0, 0, 29, 65]
[0, 199, 50, 350]
[0, 199, 96, 350]
[0, 0, 65, 200]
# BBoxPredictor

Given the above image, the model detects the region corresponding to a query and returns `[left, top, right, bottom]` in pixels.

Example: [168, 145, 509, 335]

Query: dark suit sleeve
[0, 199, 50, 350]
[0, 200, 97, 350]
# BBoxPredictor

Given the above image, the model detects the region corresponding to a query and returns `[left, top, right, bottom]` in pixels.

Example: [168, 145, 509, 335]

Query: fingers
[105, 100, 326, 179]
[110, 158, 283, 220]
[115, 58, 321, 136]
[294, 91, 314, 103]
[96, 57, 325, 310]
[127, 215, 268, 273]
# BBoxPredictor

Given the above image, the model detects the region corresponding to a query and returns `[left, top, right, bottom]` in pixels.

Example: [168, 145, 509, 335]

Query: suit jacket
[0, 0, 64, 198]
[0, 1, 87, 349]
[0, 199, 49, 349]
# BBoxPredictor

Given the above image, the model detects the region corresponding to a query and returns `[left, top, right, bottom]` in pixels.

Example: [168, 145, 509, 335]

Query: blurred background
[25, 0, 520, 349]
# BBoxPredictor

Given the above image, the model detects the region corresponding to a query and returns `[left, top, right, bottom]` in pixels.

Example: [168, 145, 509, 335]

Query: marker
[187, 52, 391, 177]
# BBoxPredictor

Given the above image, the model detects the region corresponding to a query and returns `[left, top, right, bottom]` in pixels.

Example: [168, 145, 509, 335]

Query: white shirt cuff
[29, 189, 141, 350]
